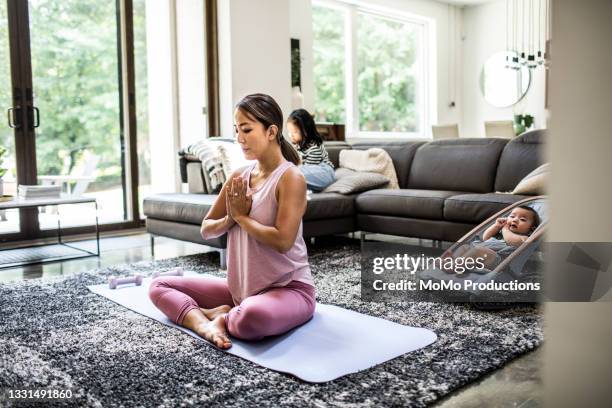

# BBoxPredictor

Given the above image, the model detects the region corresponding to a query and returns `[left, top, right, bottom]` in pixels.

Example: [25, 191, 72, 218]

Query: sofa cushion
[495, 129, 545, 192]
[350, 141, 424, 188]
[304, 193, 356, 220]
[147, 218, 227, 248]
[145, 192, 355, 224]
[407, 138, 509, 193]
[338, 149, 399, 188]
[144, 193, 217, 225]
[513, 163, 548, 195]
[323, 170, 390, 194]
[356, 189, 466, 220]
[358, 214, 475, 242]
[323, 142, 351, 168]
[443, 193, 532, 224]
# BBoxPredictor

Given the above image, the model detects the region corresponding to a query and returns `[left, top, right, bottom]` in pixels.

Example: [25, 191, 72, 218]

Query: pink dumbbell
[108, 274, 143, 289]
[152, 267, 184, 279]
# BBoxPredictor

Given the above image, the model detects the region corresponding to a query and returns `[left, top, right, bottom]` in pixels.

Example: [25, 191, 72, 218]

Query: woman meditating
[149, 93, 315, 349]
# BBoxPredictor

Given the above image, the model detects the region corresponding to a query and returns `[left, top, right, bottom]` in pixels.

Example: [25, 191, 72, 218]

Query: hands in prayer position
[227, 177, 252, 221]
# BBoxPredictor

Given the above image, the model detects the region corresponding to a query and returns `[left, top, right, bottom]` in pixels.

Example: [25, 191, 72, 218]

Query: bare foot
[195, 315, 232, 349]
[199, 305, 231, 320]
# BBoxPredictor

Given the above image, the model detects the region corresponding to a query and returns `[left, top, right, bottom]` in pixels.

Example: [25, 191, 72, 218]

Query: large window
[1, 0, 211, 243]
[29, 0, 124, 227]
[312, 5, 345, 124]
[313, 1, 429, 137]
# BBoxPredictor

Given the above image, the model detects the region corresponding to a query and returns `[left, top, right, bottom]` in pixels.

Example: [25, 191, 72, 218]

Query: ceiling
[436, 0, 495, 7]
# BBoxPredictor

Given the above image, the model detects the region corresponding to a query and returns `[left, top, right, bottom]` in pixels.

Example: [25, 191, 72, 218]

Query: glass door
[1, 0, 136, 244]
[28, 0, 127, 229]
[0, 0, 140, 243]
[1, 0, 25, 240]
[0, 2, 14, 208]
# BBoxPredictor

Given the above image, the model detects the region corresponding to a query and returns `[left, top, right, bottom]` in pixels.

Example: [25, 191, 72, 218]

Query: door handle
[32, 106, 40, 128]
[26, 105, 40, 129]
[7, 106, 21, 128]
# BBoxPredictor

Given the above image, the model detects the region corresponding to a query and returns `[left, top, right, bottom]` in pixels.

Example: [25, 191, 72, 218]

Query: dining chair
[431, 124, 460, 140]
[484, 120, 515, 138]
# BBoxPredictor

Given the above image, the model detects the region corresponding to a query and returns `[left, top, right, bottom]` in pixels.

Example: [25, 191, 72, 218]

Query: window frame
[0, 0, 219, 245]
[312, 0, 434, 139]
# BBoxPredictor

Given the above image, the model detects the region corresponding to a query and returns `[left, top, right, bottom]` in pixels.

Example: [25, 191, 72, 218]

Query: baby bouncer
[419, 196, 547, 306]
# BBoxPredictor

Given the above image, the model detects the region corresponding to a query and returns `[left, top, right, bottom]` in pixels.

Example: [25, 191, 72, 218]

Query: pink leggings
[148, 276, 316, 341]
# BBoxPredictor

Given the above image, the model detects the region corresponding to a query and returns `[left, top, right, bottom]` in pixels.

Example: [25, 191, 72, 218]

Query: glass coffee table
[0, 195, 100, 268]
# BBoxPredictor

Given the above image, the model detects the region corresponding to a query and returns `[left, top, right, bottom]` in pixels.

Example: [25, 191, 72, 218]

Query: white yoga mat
[87, 272, 437, 383]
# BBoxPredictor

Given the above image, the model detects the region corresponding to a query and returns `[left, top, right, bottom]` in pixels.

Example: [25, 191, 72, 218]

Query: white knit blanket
[339, 148, 399, 189]
[184, 140, 253, 193]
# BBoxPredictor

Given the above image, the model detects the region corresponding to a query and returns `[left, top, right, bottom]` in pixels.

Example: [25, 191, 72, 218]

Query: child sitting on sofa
[287, 109, 335, 192]
[445, 205, 540, 272]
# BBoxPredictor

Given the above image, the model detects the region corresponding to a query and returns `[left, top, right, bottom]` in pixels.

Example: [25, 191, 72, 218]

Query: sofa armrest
[178, 151, 207, 193]
[179, 156, 189, 183]
[186, 162, 206, 193]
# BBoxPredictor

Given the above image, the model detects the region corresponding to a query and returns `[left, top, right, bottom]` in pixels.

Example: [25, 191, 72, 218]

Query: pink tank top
[227, 161, 314, 304]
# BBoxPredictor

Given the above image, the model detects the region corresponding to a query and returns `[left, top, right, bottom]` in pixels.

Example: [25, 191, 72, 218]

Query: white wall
[462, 0, 547, 138]
[145, 0, 208, 194]
[290, 0, 315, 113]
[218, 0, 292, 138]
[290, 0, 464, 137]
[218, 0, 548, 140]
[545, 1, 612, 405]
[145, 0, 180, 193]
[176, 0, 208, 146]
[217, 0, 233, 137]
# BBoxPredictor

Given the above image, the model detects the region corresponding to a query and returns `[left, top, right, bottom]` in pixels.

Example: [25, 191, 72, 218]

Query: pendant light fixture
[506, 0, 550, 70]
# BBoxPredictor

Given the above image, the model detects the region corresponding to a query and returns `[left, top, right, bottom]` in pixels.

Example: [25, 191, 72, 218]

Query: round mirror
[480, 51, 531, 108]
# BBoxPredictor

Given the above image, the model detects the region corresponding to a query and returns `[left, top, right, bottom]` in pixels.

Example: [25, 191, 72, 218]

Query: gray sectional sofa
[144, 129, 545, 266]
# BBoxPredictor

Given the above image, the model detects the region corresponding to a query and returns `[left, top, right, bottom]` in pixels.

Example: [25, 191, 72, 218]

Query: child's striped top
[298, 142, 334, 168]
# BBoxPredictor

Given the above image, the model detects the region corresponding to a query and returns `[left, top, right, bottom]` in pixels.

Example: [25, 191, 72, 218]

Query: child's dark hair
[288, 109, 323, 150]
[517, 205, 540, 231]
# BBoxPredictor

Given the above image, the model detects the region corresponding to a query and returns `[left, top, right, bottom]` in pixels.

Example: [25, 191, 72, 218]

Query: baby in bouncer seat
[445, 205, 540, 272]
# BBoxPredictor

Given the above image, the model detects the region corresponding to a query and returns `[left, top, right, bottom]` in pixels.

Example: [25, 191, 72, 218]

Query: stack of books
[18, 185, 62, 199]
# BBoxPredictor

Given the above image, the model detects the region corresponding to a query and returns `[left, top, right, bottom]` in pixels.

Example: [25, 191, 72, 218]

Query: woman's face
[287, 120, 303, 145]
[234, 108, 276, 161]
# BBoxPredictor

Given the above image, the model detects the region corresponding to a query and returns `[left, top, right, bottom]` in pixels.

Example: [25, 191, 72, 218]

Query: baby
[445, 205, 540, 272]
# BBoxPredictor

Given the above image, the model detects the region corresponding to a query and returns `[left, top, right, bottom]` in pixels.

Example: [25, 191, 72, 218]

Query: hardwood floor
[0, 232, 210, 283]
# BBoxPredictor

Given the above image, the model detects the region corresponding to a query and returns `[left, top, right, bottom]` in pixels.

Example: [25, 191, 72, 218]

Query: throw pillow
[184, 139, 254, 193]
[323, 169, 390, 194]
[216, 142, 254, 174]
[338, 148, 399, 189]
[512, 163, 549, 195]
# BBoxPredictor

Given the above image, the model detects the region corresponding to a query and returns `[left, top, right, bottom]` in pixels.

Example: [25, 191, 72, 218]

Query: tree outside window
[312, 3, 427, 137]
[312, 5, 345, 124]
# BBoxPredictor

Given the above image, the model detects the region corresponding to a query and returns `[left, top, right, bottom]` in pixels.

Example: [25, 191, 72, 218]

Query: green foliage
[29, 0, 121, 179]
[357, 13, 418, 132]
[1, 1, 14, 179]
[514, 114, 534, 135]
[312, 7, 420, 132]
[133, 0, 151, 186]
[0, 145, 7, 178]
[0, 0, 152, 189]
[312, 6, 345, 123]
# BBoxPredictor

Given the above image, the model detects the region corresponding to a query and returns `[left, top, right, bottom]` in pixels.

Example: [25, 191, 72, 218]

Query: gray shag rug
[0, 238, 543, 407]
